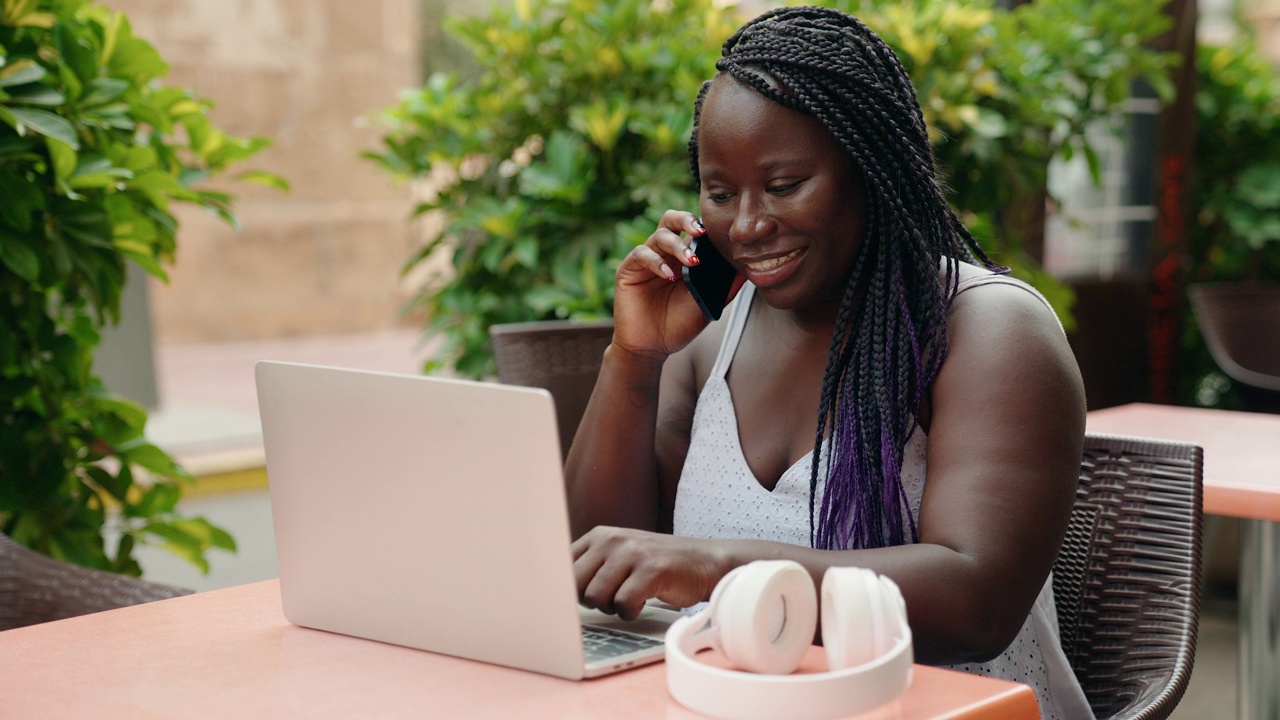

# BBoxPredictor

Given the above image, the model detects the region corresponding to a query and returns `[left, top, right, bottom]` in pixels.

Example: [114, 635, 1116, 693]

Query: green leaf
[107, 35, 169, 83]
[80, 77, 130, 108]
[0, 231, 40, 281]
[3, 106, 79, 149]
[6, 83, 65, 106]
[86, 465, 129, 503]
[122, 441, 182, 478]
[47, 138, 78, 183]
[169, 517, 238, 552]
[235, 169, 290, 191]
[130, 482, 182, 518]
[0, 59, 46, 87]
[141, 522, 210, 574]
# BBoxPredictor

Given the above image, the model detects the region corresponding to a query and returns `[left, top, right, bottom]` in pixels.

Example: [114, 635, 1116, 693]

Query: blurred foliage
[1180, 40, 1280, 408]
[1187, 41, 1280, 284]
[820, 0, 1174, 331]
[370, 0, 733, 377]
[370, 0, 1173, 377]
[0, 0, 283, 574]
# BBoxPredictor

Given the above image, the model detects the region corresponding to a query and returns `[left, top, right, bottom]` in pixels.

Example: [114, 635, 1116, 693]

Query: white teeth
[746, 249, 801, 272]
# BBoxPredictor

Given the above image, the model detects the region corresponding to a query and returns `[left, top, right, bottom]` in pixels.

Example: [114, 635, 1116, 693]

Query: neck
[786, 299, 842, 336]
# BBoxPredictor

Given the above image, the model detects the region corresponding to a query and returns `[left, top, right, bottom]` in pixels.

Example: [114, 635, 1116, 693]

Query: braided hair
[688, 6, 999, 551]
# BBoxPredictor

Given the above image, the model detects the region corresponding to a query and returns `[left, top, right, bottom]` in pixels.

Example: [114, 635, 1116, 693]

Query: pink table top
[1087, 402, 1280, 521]
[0, 580, 1040, 720]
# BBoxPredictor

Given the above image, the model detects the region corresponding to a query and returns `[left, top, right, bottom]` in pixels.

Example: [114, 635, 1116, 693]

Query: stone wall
[105, 0, 421, 344]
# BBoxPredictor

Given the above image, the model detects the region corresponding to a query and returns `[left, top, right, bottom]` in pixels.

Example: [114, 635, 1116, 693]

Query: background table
[1088, 402, 1280, 720]
[0, 579, 1039, 720]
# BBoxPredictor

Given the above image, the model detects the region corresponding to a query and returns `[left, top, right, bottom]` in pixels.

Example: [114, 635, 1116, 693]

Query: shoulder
[947, 262, 1064, 340]
[934, 261, 1083, 414]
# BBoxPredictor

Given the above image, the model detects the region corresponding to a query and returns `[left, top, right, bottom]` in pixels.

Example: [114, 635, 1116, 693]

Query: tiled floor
[140, 329, 1240, 718]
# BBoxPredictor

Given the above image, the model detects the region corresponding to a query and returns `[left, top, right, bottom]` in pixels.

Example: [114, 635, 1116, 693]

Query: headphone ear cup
[870, 576, 906, 655]
[821, 567, 882, 670]
[715, 560, 817, 675]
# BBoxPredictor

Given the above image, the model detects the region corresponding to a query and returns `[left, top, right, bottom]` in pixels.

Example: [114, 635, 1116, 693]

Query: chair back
[1, 532, 191, 631]
[1188, 283, 1280, 408]
[490, 319, 614, 460]
[1053, 433, 1203, 720]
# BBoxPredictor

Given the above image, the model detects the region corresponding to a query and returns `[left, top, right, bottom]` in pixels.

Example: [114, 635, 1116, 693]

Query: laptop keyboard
[582, 624, 663, 663]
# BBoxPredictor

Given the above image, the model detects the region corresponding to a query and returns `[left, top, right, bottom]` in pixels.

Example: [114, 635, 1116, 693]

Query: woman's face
[697, 75, 867, 314]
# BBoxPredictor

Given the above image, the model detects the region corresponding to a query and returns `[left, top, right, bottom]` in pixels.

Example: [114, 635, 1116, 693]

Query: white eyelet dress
[672, 278, 1095, 720]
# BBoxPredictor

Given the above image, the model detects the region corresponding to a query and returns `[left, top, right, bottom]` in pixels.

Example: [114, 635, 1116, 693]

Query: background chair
[490, 319, 614, 460]
[1, 532, 191, 631]
[1188, 282, 1280, 412]
[1053, 434, 1203, 720]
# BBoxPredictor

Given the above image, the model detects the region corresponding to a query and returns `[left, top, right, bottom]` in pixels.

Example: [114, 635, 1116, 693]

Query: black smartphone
[681, 235, 738, 322]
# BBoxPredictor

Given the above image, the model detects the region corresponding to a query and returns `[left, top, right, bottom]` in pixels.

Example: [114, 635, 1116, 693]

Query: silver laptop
[255, 360, 679, 680]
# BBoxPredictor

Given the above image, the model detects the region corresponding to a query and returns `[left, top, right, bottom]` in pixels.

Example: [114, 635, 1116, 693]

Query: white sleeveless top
[673, 276, 1094, 720]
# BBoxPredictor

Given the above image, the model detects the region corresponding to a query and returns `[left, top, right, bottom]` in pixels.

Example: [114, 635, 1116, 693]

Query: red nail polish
[689, 255, 700, 265]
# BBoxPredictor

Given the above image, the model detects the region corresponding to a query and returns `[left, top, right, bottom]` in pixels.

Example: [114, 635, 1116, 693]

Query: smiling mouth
[744, 248, 803, 273]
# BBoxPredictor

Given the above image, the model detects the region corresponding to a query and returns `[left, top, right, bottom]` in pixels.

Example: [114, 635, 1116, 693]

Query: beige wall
[106, 0, 421, 344]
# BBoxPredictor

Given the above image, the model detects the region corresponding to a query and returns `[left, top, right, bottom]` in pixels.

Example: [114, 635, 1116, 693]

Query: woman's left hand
[572, 526, 729, 620]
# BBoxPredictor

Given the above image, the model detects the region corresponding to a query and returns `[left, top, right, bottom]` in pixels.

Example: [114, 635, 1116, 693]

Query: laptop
[255, 360, 680, 680]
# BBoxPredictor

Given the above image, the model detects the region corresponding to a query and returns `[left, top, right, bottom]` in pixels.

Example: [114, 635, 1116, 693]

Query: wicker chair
[490, 319, 615, 460]
[1188, 282, 1280, 412]
[0, 532, 191, 631]
[1053, 434, 1203, 720]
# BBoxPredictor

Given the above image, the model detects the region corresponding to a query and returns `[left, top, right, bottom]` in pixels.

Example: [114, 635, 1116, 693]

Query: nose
[729, 194, 775, 245]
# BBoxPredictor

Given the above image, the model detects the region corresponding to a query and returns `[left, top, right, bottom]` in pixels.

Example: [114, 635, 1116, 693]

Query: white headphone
[665, 560, 913, 720]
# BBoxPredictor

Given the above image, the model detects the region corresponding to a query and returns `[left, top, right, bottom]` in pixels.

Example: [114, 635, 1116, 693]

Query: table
[0, 579, 1040, 720]
[1087, 402, 1280, 720]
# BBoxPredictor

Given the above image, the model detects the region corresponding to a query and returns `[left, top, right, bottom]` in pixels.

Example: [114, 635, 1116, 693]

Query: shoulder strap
[709, 282, 756, 380]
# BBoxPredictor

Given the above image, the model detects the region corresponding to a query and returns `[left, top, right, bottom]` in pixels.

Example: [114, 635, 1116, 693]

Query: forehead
[698, 75, 843, 168]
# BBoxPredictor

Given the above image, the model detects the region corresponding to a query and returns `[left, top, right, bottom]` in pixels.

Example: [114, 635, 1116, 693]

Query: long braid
[688, 6, 999, 550]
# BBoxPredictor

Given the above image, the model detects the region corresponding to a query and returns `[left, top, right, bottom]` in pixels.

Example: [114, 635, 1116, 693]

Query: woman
[564, 7, 1091, 719]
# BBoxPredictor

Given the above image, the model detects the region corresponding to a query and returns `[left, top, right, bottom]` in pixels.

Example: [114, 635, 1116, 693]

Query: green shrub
[1189, 41, 1280, 284]
[0, 0, 280, 574]
[822, 0, 1173, 327]
[370, 0, 734, 377]
[370, 0, 1171, 376]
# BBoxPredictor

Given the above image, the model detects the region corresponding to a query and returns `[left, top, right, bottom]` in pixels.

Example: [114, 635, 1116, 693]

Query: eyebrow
[700, 157, 806, 180]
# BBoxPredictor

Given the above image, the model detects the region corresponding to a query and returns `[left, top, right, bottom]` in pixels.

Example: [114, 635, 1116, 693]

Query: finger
[658, 209, 705, 236]
[611, 570, 658, 621]
[653, 211, 706, 266]
[573, 545, 608, 598]
[582, 555, 635, 617]
[623, 244, 680, 283]
[570, 531, 592, 561]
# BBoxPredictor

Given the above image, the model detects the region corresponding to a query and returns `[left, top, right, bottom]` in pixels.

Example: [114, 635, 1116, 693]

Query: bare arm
[564, 344, 686, 538]
[564, 210, 738, 539]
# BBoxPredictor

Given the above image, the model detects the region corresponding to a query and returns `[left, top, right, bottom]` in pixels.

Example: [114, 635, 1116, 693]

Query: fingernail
[661, 263, 676, 281]
[694, 220, 707, 234]
[689, 254, 700, 265]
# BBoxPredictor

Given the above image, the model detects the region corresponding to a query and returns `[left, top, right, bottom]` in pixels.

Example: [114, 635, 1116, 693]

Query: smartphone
[681, 235, 738, 322]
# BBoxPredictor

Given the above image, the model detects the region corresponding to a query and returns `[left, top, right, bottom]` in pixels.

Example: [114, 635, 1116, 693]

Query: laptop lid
[256, 360, 594, 679]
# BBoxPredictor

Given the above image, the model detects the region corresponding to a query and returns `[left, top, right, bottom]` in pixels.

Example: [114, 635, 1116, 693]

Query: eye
[767, 180, 803, 196]
[704, 187, 734, 203]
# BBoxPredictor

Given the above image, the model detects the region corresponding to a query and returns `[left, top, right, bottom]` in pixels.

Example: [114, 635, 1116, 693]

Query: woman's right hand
[612, 210, 727, 360]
